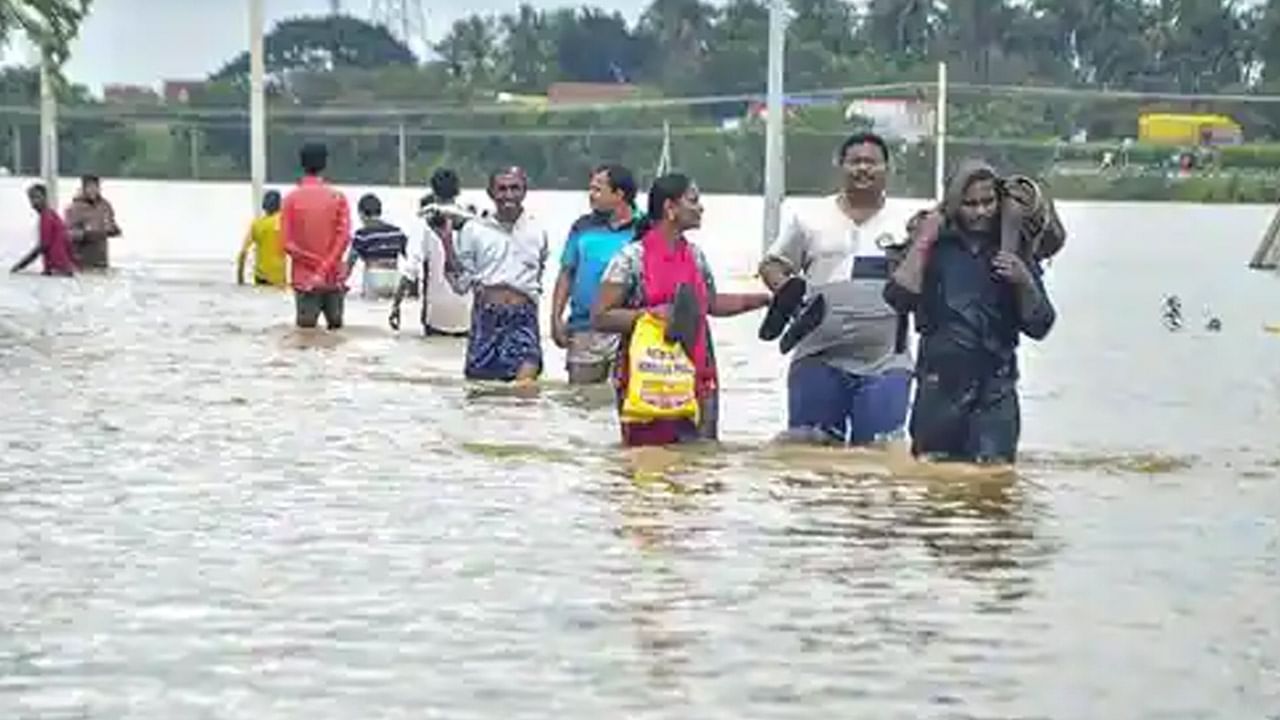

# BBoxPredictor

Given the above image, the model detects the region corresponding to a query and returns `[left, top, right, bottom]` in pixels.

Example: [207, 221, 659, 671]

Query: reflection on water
[2, 190, 1280, 718]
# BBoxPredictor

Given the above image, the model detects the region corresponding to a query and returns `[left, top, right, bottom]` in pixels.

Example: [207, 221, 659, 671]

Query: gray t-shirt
[764, 196, 911, 375]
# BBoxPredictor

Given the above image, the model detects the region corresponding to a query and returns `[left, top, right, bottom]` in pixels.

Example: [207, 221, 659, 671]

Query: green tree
[498, 4, 556, 91]
[212, 15, 416, 87]
[0, 0, 92, 66]
[436, 15, 501, 87]
[551, 7, 646, 84]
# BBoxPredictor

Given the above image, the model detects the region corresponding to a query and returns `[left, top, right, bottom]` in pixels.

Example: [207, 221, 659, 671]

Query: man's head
[429, 168, 460, 203]
[262, 190, 282, 214]
[487, 166, 528, 221]
[836, 132, 890, 196]
[647, 173, 702, 232]
[80, 174, 101, 201]
[300, 142, 328, 175]
[358, 193, 382, 226]
[588, 163, 636, 216]
[27, 183, 47, 212]
[956, 170, 1000, 235]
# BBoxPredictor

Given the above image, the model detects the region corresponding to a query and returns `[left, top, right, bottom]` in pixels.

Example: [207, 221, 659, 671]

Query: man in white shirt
[758, 132, 913, 445]
[440, 166, 549, 383]
[389, 168, 474, 336]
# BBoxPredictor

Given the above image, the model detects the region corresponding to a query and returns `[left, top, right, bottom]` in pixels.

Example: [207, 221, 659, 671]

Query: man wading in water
[281, 142, 352, 330]
[550, 163, 638, 384]
[10, 183, 76, 277]
[758, 132, 913, 446]
[65, 175, 121, 270]
[440, 167, 548, 384]
[884, 160, 1057, 464]
[389, 168, 475, 337]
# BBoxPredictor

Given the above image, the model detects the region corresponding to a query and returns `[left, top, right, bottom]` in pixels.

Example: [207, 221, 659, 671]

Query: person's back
[349, 193, 407, 300]
[282, 186, 348, 290]
[281, 143, 351, 329]
[250, 213, 285, 285]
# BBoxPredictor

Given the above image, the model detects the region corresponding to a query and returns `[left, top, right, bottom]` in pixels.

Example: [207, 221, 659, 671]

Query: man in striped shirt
[346, 193, 408, 300]
[281, 142, 352, 330]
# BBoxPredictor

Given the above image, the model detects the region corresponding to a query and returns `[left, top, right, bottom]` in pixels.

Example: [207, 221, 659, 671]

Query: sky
[3, 0, 644, 94]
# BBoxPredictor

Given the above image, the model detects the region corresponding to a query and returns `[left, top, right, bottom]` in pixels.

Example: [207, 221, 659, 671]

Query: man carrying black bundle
[389, 168, 475, 336]
[884, 160, 1062, 464]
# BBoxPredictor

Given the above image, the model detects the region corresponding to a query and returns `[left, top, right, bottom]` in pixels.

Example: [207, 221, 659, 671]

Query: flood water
[1, 178, 1278, 718]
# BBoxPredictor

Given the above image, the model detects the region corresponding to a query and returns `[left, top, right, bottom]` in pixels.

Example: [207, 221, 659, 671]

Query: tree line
[3, 0, 1280, 201]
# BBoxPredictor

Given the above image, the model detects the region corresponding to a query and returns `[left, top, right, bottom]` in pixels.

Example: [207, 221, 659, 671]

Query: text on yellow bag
[621, 312, 700, 425]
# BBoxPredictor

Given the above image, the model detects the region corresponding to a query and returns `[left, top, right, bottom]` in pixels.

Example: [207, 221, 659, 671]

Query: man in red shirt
[281, 142, 351, 329]
[10, 183, 76, 277]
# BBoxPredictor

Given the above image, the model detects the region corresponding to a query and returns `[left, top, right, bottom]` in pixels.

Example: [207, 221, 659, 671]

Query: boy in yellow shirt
[236, 190, 286, 286]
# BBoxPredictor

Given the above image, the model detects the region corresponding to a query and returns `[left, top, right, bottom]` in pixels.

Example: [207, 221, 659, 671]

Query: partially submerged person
[551, 163, 638, 384]
[65, 174, 121, 270]
[347, 193, 408, 300]
[236, 190, 286, 287]
[592, 173, 770, 446]
[10, 183, 75, 277]
[389, 168, 475, 336]
[281, 142, 352, 330]
[884, 160, 1058, 464]
[758, 132, 913, 446]
[439, 167, 547, 383]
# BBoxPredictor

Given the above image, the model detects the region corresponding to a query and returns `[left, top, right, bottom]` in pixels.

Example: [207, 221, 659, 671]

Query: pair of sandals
[660, 277, 826, 360]
[758, 276, 826, 353]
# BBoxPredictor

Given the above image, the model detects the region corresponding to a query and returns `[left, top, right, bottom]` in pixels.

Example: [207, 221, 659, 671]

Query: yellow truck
[1138, 113, 1242, 146]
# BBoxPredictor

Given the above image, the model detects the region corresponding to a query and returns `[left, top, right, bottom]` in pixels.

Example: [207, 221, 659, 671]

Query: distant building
[843, 98, 935, 142]
[162, 80, 207, 104]
[103, 84, 159, 105]
[546, 82, 639, 105]
[747, 95, 841, 121]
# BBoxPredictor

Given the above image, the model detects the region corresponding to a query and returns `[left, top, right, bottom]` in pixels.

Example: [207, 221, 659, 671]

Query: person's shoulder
[608, 238, 643, 266]
[568, 212, 607, 236]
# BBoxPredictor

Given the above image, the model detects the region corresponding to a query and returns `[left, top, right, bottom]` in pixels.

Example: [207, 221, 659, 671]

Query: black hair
[80, 174, 100, 185]
[28, 182, 47, 197]
[262, 189, 281, 213]
[358, 193, 382, 217]
[488, 166, 527, 190]
[429, 168, 460, 202]
[592, 163, 637, 205]
[837, 131, 891, 167]
[634, 172, 693, 239]
[299, 142, 328, 174]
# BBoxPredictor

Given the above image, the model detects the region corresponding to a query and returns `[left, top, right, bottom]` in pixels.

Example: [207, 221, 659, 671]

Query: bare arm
[710, 292, 770, 317]
[891, 216, 940, 296]
[550, 267, 574, 347]
[10, 242, 41, 273]
[104, 201, 121, 237]
[236, 227, 254, 285]
[591, 282, 645, 335]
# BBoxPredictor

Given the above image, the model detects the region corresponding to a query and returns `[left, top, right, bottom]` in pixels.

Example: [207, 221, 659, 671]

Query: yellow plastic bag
[621, 312, 700, 425]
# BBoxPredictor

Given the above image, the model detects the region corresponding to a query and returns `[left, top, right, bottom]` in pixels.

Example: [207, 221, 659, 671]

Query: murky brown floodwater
[1, 180, 1278, 718]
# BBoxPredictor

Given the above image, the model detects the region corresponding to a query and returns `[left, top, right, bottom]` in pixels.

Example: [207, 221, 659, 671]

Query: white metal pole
[11, 124, 21, 175]
[762, 0, 786, 254]
[249, 0, 266, 212]
[934, 61, 948, 203]
[39, 51, 58, 207]
[397, 120, 407, 186]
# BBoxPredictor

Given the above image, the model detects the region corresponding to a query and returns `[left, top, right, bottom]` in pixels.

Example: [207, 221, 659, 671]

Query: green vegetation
[3, 1, 1280, 202]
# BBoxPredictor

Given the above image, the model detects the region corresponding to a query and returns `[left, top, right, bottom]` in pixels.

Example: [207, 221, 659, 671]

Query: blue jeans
[787, 357, 911, 445]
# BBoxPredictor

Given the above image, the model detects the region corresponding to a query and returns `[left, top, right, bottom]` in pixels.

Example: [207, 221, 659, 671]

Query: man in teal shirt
[550, 164, 638, 384]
